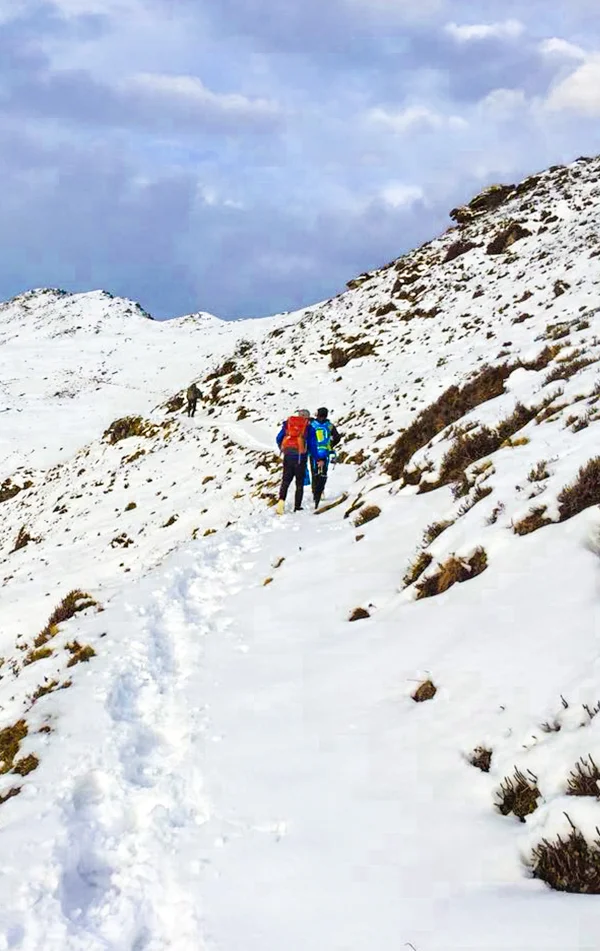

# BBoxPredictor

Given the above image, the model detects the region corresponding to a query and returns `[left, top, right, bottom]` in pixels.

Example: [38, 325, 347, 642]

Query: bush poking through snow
[103, 416, 159, 444]
[354, 505, 381, 527]
[531, 815, 600, 893]
[557, 458, 600, 522]
[403, 552, 433, 588]
[496, 767, 540, 821]
[12, 754, 38, 777]
[415, 548, 487, 600]
[470, 747, 492, 772]
[422, 520, 454, 547]
[513, 506, 552, 536]
[65, 641, 96, 667]
[412, 680, 437, 702]
[0, 720, 28, 774]
[528, 461, 550, 482]
[349, 607, 370, 622]
[486, 221, 532, 255]
[164, 394, 185, 414]
[566, 756, 600, 797]
[35, 590, 97, 648]
[12, 526, 34, 552]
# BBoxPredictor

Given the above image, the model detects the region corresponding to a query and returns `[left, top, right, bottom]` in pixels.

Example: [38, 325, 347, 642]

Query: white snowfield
[2, 156, 600, 949]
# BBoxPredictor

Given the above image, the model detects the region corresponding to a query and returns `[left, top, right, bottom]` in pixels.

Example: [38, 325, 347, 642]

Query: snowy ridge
[2, 155, 600, 948]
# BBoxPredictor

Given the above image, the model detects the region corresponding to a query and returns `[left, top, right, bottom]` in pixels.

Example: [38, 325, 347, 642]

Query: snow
[2, 155, 600, 948]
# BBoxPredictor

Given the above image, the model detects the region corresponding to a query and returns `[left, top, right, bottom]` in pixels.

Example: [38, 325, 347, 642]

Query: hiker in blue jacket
[275, 409, 318, 514]
[309, 407, 341, 509]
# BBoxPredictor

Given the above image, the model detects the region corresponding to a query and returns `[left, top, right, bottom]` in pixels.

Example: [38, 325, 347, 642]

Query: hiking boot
[275, 500, 285, 516]
[294, 506, 304, 512]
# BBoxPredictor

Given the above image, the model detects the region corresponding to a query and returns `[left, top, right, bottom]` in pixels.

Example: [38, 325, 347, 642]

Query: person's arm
[307, 425, 318, 460]
[276, 422, 286, 449]
[330, 424, 341, 448]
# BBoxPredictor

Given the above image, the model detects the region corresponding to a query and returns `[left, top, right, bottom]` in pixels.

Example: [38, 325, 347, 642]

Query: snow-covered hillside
[2, 155, 600, 949]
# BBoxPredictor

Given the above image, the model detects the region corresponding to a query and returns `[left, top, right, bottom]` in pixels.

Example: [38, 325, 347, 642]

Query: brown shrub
[12, 525, 34, 552]
[0, 478, 33, 504]
[531, 816, 600, 893]
[164, 394, 185, 414]
[422, 519, 454, 546]
[103, 416, 158, 444]
[205, 359, 237, 382]
[567, 756, 600, 797]
[557, 457, 600, 522]
[496, 767, 540, 821]
[0, 720, 28, 774]
[349, 607, 370, 621]
[354, 505, 381, 527]
[403, 551, 433, 588]
[444, 239, 476, 263]
[416, 548, 487, 599]
[528, 461, 550, 482]
[35, 590, 97, 648]
[13, 754, 39, 777]
[470, 747, 492, 772]
[65, 641, 96, 667]
[413, 679, 437, 702]
[330, 341, 376, 369]
[513, 506, 552, 536]
[487, 221, 532, 255]
[544, 357, 596, 385]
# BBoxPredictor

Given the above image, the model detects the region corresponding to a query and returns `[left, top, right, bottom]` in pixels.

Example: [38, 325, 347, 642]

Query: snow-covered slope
[2, 155, 600, 949]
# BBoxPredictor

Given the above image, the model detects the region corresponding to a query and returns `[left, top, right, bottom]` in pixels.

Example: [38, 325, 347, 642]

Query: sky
[1, 0, 600, 319]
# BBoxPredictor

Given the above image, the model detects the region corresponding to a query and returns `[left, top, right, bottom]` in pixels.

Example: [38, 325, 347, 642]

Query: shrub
[0, 478, 33, 504]
[487, 221, 532, 255]
[164, 394, 185, 414]
[103, 416, 158, 444]
[205, 359, 237, 382]
[124, 502, 137, 511]
[528, 461, 550, 482]
[349, 607, 370, 621]
[557, 458, 600, 522]
[531, 816, 600, 893]
[513, 506, 552, 536]
[413, 680, 436, 702]
[35, 590, 97, 649]
[566, 756, 600, 797]
[65, 641, 96, 667]
[444, 239, 476, 263]
[403, 552, 433, 588]
[416, 548, 487, 599]
[330, 341, 376, 369]
[0, 720, 28, 774]
[12, 754, 38, 777]
[12, 526, 33, 552]
[496, 767, 540, 821]
[422, 520, 454, 546]
[354, 505, 381, 527]
[23, 647, 53, 666]
[470, 747, 492, 772]
[544, 357, 596, 385]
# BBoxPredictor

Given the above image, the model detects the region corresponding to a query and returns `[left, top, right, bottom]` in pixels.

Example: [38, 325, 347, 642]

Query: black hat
[316, 407, 328, 420]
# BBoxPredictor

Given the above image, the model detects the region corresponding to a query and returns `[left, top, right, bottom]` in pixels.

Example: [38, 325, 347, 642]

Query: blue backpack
[311, 419, 332, 459]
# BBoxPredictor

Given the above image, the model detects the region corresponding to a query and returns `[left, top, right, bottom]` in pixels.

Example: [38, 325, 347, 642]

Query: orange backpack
[282, 416, 308, 454]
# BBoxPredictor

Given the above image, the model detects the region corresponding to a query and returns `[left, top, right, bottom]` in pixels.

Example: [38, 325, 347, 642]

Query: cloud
[368, 105, 466, 134]
[539, 38, 587, 60]
[445, 19, 524, 42]
[546, 57, 600, 116]
[379, 183, 425, 208]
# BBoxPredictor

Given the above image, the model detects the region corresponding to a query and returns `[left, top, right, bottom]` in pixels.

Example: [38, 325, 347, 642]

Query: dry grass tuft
[531, 815, 600, 893]
[422, 520, 454, 546]
[12, 754, 39, 777]
[354, 505, 381, 527]
[403, 551, 433, 588]
[513, 506, 552, 536]
[0, 720, 28, 774]
[35, 590, 97, 648]
[413, 680, 437, 702]
[557, 458, 600, 522]
[103, 416, 158, 444]
[65, 641, 96, 667]
[528, 460, 550, 482]
[470, 747, 492, 772]
[566, 756, 600, 797]
[349, 607, 370, 622]
[496, 767, 540, 821]
[415, 548, 487, 599]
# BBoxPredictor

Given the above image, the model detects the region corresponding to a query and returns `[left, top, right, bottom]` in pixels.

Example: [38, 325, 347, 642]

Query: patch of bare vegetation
[470, 747, 492, 772]
[65, 641, 96, 667]
[412, 679, 437, 702]
[422, 520, 454, 546]
[557, 457, 600, 522]
[354, 505, 381, 527]
[103, 416, 159, 444]
[513, 506, 552, 536]
[531, 816, 600, 893]
[403, 552, 433, 588]
[496, 767, 540, 821]
[566, 756, 600, 797]
[349, 607, 370, 621]
[415, 548, 487, 599]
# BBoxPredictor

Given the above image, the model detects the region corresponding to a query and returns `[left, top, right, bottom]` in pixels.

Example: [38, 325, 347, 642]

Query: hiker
[309, 407, 341, 509]
[186, 383, 201, 418]
[275, 409, 318, 515]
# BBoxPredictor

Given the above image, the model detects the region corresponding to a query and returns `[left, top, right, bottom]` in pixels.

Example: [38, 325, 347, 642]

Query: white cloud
[128, 73, 282, 124]
[479, 88, 528, 117]
[539, 38, 587, 61]
[380, 183, 425, 208]
[368, 105, 466, 133]
[545, 56, 600, 116]
[445, 19, 524, 42]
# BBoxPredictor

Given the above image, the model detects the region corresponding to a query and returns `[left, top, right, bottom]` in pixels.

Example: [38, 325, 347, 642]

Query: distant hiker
[275, 409, 317, 515]
[186, 383, 201, 418]
[309, 407, 341, 509]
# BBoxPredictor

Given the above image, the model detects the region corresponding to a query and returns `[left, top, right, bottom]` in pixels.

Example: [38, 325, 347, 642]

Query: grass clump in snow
[557, 457, 600, 522]
[415, 548, 487, 600]
[103, 416, 158, 444]
[531, 816, 600, 893]
[0, 720, 28, 774]
[496, 766, 540, 821]
[35, 590, 97, 648]
[354, 505, 381, 527]
[422, 519, 454, 546]
[12, 525, 34, 552]
[65, 641, 96, 667]
[12, 754, 38, 777]
[513, 506, 552, 536]
[528, 460, 550, 482]
[349, 607, 370, 621]
[403, 551, 433, 588]
[23, 646, 53, 666]
[470, 747, 492, 772]
[164, 394, 185, 414]
[412, 680, 437, 702]
[566, 756, 600, 797]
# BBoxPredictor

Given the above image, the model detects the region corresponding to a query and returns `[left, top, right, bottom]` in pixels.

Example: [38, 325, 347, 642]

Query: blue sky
[1, 0, 600, 319]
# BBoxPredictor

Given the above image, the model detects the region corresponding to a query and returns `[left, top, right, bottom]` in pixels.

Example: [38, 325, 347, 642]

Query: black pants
[310, 456, 329, 507]
[279, 454, 308, 510]
[187, 398, 197, 417]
